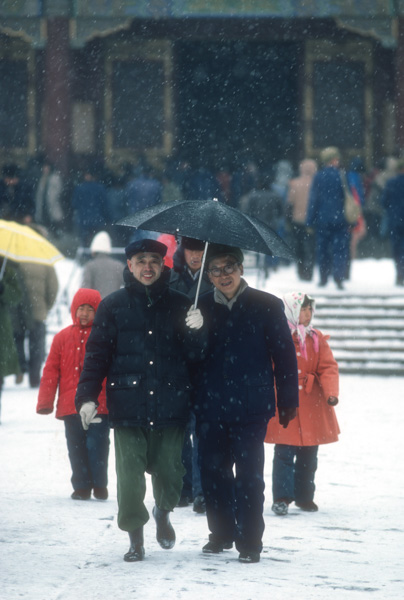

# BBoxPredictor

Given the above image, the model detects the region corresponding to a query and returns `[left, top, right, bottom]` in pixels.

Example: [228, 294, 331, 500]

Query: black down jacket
[75, 267, 206, 428]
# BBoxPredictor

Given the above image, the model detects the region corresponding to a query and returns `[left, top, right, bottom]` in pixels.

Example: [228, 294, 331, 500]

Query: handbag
[340, 171, 362, 225]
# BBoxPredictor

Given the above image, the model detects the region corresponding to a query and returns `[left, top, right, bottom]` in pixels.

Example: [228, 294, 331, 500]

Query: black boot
[124, 527, 145, 562]
[152, 505, 176, 550]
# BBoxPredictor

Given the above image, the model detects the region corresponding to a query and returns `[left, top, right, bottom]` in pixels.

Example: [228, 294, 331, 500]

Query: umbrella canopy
[0, 220, 64, 279]
[118, 199, 294, 260]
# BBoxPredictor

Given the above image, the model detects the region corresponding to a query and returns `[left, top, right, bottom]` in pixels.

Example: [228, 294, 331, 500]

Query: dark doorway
[176, 41, 299, 171]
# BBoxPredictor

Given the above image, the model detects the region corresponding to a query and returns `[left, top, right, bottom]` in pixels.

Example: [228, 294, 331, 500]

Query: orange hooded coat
[265, 329, 340, 446]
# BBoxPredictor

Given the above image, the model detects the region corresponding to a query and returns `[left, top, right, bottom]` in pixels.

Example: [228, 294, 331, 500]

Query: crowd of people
[1, 147, 403, 287]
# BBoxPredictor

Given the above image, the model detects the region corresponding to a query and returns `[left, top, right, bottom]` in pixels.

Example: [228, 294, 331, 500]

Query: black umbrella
[118, 198, 294, 306]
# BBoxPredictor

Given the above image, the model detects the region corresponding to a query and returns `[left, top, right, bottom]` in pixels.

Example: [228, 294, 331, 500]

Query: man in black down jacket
[75, 239, 205, 562]
[194, 243, 299, 564]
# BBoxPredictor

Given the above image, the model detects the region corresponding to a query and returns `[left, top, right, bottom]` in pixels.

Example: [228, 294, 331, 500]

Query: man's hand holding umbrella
[185, 305, 204, 329]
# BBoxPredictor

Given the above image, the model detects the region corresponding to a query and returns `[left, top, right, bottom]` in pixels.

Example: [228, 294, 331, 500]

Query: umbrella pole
[0, 256, 8, 281]
[193, 241, 209, 309]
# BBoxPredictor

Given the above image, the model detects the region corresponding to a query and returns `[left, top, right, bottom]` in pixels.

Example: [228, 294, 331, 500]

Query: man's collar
[213, 278, 248, 310]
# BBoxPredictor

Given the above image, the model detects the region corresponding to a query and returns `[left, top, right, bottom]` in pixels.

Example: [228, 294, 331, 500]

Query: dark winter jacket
[193, 286, 299, 424]
[125, 174, 162, 213]
[72, 180, 109, 242]
[0, 261, 22, 378]
[381, 173, 404, 236]
[306, 166, 347, 229]
[169, 245, 212, 301]
[0, 179, 35, 222]
[75, 267, 206, 428]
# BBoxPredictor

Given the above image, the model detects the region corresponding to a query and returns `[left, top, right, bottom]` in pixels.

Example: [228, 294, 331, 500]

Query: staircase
[313, 293, 404, 375]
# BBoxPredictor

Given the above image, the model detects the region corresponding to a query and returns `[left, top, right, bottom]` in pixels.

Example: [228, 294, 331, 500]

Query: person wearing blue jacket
[71, 167, 109, 247]
[381, 157, 404, 286]
[192, 244, 299, 564]
[306, 147, 351, 289]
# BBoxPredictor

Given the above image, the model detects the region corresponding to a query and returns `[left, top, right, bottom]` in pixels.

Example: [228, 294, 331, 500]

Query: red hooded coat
[36, 288, 107, 419]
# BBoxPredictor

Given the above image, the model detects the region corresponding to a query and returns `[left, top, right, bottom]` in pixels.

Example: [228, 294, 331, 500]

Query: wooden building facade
[0, 1, 401, 175]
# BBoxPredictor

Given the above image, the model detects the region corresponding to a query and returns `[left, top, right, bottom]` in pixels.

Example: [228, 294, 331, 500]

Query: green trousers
[114, 426, 185, 532]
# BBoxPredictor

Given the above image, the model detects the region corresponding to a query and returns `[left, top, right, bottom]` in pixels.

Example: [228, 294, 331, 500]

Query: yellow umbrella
[0, 219, 64, 279]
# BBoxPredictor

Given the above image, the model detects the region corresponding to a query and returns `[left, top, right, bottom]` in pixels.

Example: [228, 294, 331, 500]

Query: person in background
[126, 163, 162, 214]
[169, 236, 213, 514]
[365, 156, 397, 241]
[71, 165, 109, 247]
[169, 236, 211, 299]
[156, 233, 177, 269]
[306, 147, 350, 290]
[186, 162, 224, 203]
[124, 164, 162, 243]
[0, 259, 23, 424]
[346, 157, 367, 278]
[286, 159, 318, 281]
[81, 231, 124, 298]
[34, 159, 64, 237]
[36, 288, 109, 501]
[13, 257, 59, 388]
[381, 157, 404, 286]
[74, 239, 206, 562]
[266, 292, 340, 515]
[239, 173, 285, 278]
[0, 164, 35, 224]
[192, 243, 298, 563]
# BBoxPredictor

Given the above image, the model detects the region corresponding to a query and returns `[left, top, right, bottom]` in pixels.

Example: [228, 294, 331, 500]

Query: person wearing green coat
[0, 259, 23, 423]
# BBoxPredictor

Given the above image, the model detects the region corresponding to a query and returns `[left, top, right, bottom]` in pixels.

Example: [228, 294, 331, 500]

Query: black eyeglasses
[207, 262, 240, 277]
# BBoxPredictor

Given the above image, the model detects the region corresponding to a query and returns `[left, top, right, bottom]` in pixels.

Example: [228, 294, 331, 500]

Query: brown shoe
[93, 487, 108, 500]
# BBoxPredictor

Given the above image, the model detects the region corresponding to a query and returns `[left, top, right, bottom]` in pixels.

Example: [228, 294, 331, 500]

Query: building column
[43, 17, 71, 176]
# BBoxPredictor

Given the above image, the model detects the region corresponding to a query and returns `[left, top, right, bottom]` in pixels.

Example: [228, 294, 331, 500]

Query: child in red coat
[265, 291, 340, 515]
[37, 288, 109, 501]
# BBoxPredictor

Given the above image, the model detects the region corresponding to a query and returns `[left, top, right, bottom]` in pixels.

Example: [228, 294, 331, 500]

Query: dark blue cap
[125, 239, 167, 259]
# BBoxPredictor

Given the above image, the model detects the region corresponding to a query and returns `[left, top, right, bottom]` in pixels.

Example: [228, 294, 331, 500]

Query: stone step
[333, 350, 404, 361]
[337, 365, 404, 375]
[315, 320, 403, 329]
[316, 309, 404, 317]
[331, 342, 404, 351]
[311, 292, 404, 374]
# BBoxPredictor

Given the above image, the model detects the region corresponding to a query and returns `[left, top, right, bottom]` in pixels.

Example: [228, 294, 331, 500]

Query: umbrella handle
[0, 256, 7, 281]
[193, 241, 209, 309]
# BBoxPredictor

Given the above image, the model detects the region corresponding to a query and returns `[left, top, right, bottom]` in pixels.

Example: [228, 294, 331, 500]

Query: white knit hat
[90, 231, 112, 254]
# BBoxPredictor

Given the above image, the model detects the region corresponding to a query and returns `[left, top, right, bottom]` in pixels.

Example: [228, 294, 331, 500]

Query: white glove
[185, 306, 204, 330]
[79, 401, 102, 430]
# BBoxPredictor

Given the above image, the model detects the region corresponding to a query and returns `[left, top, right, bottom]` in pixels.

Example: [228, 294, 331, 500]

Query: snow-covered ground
[1, 257, 403, 600]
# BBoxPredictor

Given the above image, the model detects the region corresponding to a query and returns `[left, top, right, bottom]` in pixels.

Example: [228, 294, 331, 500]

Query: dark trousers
[180, 412, 203, 500]
[64, 414, 110, 491]
[316, 225, 350, 284]
[114, 426, 185, 532]
[391, 230, 404, 284]
[291, 222, 315, 281]
[14, 320, 46, 387]
[272, 444, 319, 504]
[198, 420, 267, 554]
